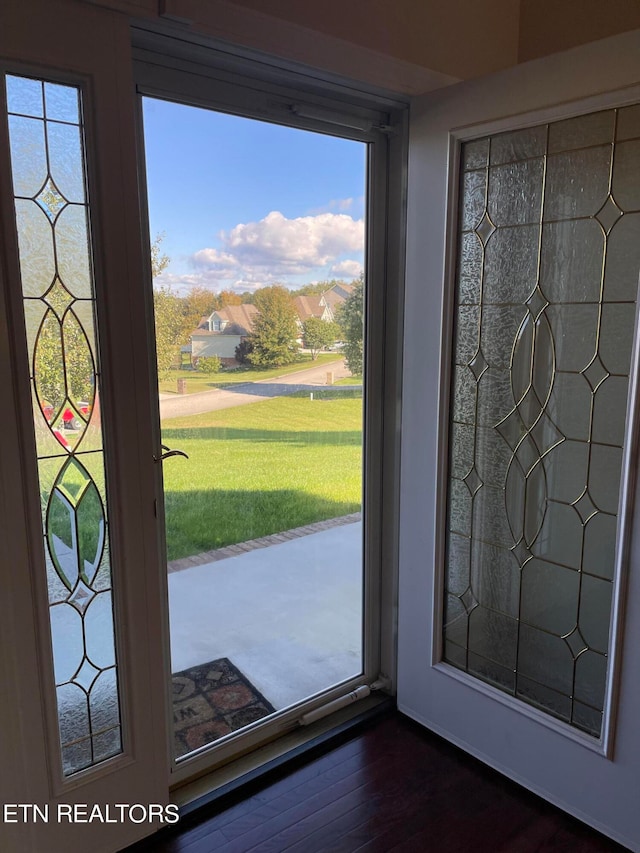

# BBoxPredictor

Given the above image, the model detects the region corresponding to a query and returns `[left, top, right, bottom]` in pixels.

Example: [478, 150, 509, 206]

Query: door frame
[130, 26, 408, 788]
[398, 29, 640, 851]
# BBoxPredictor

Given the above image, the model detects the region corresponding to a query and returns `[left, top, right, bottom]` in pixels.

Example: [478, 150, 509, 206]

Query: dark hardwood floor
[129, 711, 625, 852]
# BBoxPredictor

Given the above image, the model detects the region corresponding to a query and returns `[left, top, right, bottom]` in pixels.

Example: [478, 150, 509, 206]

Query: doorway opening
[141, 97, 368, 762]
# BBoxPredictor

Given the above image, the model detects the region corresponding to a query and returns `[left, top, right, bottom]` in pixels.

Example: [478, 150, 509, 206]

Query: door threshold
[127, 694, 392, 850]
[176, 693, 392, 812]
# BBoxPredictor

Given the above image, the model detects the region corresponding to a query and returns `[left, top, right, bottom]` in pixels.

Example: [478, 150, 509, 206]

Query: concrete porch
[168, 520, 363, 710]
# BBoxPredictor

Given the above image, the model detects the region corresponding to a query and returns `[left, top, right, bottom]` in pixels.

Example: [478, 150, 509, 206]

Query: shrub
[197, 355, 222, 374]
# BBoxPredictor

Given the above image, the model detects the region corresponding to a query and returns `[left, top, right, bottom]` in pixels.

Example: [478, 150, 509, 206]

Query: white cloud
[307, 197, 355, 215]
[190, 210, 364, 284]
[330, 259, 363, 278]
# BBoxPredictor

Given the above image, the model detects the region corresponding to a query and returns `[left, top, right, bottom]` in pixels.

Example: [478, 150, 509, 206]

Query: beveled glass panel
[470, 540, 520, 617]
[449, 478, 472, 536]
[463, 138, 489, 170]
[457, 232, 482, 304]
[454, 305, 480, 365]
[572, 702, 602, 737]
[592, 376, 629, 446]
[44, 81, 79, 124]
[583, 512, 617, 580]
[546, 304, 598, 372]
[488, 159, 544, 226]
[460, 169, 487, 230]
[518, 625, 575, 695]
[476, 367, 513, 425]
[616, 104, 640, 141]
[545, 372, 593, 441]
[599, 304, 636, 375]
[6, 74, 44, 117]
[574, 650, 607, 709]
[450, 422, 474, 478]
[604, 213, 640, 301]
[530, 500, 583, 569]
[468, 607, 518, 670]
[452, 366, 476, 424]
[516, 676, 571, 722]
[548, 110, 615, 153]
[446, 533, 471, 595]
[520, 559, 579, 634]
[48, 122, 85, 203]
[589, 445, 622, 514]
[612, 140, 640, 211]
[445, 112, 638, 737]
[544, 440, 589, 504]
[55, 204, 92, 298]
[14, 199, 55, 297]
[579, 575, 613, 654]
[5, 74, 122, 777]
[483, 225, 538, 304]
[7, 115, 48, 197]
[468, 652, 515, 692]
[490, 125, 547, 165]
[444, 595, 468, 648]
[544, 147, 611, 220]
[540, 220, 604, 304]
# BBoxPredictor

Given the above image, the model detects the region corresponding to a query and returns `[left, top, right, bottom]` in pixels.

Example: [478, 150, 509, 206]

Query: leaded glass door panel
[443, 109, 639, 738]
[399, 35, 640, 851]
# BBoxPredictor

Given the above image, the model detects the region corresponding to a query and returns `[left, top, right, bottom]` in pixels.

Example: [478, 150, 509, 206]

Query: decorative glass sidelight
[444, 107, 640, 737]
[5, 75, 122, 774]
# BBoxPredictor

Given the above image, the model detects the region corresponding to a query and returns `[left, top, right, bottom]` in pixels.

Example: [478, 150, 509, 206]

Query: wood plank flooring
[129, 712, 625, 852]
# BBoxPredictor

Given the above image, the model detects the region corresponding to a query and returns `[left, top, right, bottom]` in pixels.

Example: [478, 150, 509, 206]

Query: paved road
[159, 359, 356, 419]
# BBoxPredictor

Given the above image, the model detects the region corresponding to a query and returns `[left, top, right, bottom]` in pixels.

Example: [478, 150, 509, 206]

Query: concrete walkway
[160, 359, 353, 420]
[168, 520, 362, 710]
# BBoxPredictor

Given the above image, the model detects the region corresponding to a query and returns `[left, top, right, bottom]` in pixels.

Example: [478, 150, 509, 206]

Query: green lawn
[161, 395, 362, 561]
[159, 353, 343, 395]
[335, 375, 363, 386]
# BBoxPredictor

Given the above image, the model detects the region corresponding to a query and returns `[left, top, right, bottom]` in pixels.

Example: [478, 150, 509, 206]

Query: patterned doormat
[172, 658, 275, 759]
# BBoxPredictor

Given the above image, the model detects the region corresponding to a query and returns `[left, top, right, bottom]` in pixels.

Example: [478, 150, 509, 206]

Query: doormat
[172, 658, 275, 759]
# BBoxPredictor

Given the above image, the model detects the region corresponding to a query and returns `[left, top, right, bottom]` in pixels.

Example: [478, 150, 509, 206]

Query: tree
[247, 286, 299, 367]
[336, 274, 364, 375]
[290, 279, 348, 298]
[150, 234, 185, 380]
[183, 286, 217, 333]
[153, 285, 185, 379]
[302, 317, 340, 360]
[218, 289, 242, 307]
[235, 339, 254, 364]
[150, 232, 170, 278]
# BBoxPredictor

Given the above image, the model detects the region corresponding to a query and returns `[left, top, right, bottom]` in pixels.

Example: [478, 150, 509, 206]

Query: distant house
[292, 295, 332, 326]
[190, 304, 259, 365]
[319, 283, 354, 321]
[187, 284, 356, 364]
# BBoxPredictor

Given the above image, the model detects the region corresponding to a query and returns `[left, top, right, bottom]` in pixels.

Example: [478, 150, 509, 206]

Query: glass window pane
[142, 97, 367, 760]
[5, 74, 122, 776]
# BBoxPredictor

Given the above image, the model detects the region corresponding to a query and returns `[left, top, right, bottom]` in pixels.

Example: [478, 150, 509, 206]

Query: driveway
[159, 358, 356, 419]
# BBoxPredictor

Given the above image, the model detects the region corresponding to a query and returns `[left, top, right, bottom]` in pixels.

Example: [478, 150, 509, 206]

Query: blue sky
[142, 97, 366, 293]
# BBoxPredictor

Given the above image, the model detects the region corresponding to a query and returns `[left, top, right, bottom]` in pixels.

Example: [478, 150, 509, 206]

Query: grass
[161, 395, 362, 561]
[159, 353, 343, 395]
[335, 375, 363, 386]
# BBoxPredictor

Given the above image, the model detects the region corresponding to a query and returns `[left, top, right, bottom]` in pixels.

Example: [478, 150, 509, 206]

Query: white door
[399, 30, 640, 851]
[0, 3, 170, 851]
